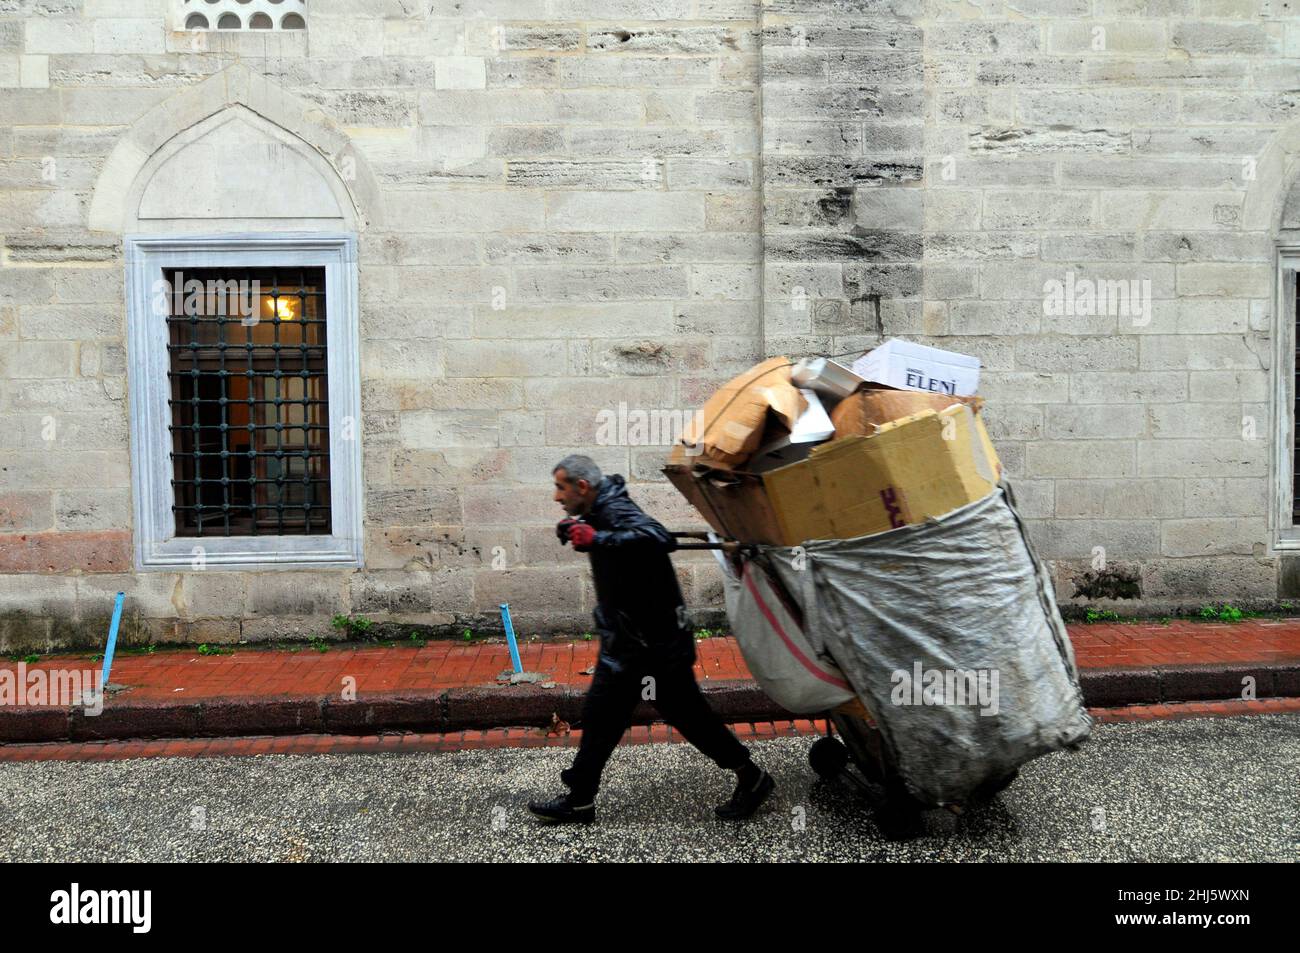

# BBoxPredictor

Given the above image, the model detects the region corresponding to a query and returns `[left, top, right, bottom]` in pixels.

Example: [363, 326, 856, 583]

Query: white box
[850, 338, 980, 397]
[790, 357, 864, 403]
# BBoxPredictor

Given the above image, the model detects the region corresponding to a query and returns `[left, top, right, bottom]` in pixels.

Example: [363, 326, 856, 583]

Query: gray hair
[553, 454, 602, 488]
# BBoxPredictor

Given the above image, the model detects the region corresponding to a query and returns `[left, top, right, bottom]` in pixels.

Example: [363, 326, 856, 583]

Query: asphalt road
[1, 715, 1296, 862]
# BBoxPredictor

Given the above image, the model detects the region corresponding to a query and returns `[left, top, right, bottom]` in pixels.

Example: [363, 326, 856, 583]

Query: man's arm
[591, 496, 676, 552]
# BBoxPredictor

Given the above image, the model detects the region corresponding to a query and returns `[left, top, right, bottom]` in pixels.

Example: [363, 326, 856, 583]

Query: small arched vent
[176, 0, 307, 31]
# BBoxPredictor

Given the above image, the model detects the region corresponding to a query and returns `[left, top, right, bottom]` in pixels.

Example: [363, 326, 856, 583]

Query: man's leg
[557, 655, 642, 804]
[647, 662, 751, 771]
[649, 661, 776, 819]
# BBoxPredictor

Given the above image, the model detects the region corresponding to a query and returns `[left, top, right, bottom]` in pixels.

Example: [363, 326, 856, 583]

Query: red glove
[568, 522, 597, 551]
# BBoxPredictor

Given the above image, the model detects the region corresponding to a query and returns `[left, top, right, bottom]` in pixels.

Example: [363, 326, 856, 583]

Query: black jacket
[581, 475, 694, 669]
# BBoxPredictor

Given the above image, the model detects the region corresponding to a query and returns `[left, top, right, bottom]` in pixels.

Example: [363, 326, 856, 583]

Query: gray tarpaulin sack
[721, 557, 856, 714]
[729, 485, 1091, 806]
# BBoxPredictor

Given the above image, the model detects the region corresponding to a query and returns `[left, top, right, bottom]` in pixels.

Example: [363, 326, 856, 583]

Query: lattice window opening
[164, 267, 331, 538]
[178, 0, 307, 31]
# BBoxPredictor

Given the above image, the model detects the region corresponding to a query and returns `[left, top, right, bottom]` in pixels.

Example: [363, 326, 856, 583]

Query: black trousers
[560, 650, 751, 803]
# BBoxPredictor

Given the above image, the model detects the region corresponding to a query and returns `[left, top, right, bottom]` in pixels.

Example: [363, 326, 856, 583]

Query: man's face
[553, 469, 594, 517]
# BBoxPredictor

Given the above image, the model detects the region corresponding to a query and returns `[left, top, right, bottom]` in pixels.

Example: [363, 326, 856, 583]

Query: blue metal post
[499, 603, 523, 674]
[100, 591, 125, 691]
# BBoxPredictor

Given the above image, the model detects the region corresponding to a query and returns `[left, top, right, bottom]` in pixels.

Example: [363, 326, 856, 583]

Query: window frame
[125, 233, 363, 570]
[1273, 245, 1300, 549]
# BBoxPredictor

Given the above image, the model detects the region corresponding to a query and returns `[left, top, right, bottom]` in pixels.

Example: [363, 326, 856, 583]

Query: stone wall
[763, 0, 1300, 614]
[910, 0, 1296, 611]
[0, 0, 763, 649]
[3, 0, 1300, 650]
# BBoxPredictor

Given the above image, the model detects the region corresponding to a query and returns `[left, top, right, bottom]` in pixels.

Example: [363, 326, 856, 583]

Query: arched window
[249, 12, 272, 28]
[184, 13, 209, 29]
[282, 13, 305, 30]
[216, 12, 241, 29]
[116, 103, 362, 569]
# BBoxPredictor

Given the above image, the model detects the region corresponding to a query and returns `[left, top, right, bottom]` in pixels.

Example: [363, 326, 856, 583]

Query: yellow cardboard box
[759, 404, 998, 544]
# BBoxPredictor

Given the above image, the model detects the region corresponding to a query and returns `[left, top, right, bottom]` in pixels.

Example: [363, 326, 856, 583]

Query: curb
[1, 663, 1298, 745]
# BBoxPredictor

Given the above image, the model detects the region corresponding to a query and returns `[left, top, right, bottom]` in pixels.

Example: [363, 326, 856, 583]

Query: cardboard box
[850, 338, 980, 397]
[761, 404, 998, 544]
[790, 358, 864, 403]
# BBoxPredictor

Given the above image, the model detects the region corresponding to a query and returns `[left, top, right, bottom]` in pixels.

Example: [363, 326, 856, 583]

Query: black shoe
[715, 768, 775, 820]
[528, 793, 595, 824]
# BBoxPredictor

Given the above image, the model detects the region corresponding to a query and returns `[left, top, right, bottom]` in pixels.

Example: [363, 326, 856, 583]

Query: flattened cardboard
[671, 357, 806, 470]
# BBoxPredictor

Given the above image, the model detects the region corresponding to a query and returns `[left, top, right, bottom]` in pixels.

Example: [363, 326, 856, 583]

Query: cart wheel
[808, 736, 849, 780]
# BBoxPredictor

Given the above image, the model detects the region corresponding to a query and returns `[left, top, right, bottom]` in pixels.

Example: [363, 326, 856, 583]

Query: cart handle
[670, 532, 755, 556]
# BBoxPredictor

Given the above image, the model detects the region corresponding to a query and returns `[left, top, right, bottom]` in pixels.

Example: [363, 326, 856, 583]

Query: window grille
[165, 267, 331, 537]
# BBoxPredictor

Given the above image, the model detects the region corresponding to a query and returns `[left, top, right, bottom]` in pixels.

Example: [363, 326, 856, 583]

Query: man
[528, 454, 775, 824]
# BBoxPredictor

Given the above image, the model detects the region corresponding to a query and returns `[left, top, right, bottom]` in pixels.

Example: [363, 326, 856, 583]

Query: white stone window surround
[177, 0, 307, 32]
[1274, 246, 1300, 550]
[126, 233, 362, 571]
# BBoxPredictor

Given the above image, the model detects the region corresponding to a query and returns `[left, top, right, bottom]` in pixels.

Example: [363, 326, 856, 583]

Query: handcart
[672, 530, 1022, 836]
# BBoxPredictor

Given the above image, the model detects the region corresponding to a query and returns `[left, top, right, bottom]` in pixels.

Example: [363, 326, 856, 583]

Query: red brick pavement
[1066, 619, 1300, 667]
[4, 618, 1298, 704]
